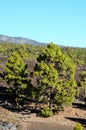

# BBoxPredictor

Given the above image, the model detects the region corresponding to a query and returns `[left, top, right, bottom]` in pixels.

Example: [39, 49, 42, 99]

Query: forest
[0, 42, 86, 117]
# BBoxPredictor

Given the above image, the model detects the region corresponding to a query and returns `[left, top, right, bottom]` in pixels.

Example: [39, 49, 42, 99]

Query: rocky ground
[0, 121, 17, 130]
[0, 102, 86, 130]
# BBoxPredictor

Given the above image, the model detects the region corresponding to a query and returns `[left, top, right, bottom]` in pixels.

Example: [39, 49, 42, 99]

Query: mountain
[0, 34, 46, 45]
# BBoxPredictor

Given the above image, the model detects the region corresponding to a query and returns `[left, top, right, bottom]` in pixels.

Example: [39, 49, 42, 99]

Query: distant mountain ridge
[0, 34, 46, 45]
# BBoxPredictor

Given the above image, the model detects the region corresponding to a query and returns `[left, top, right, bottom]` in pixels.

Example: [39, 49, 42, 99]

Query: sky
[0, 0, 86, 47]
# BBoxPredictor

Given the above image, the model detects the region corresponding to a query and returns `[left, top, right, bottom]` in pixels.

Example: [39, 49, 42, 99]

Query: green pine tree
[33, 42, 76, 114]
[4, 51, 27, 107]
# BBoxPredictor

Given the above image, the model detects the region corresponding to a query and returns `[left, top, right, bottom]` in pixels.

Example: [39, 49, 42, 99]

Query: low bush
[73, 123, 83, 130]
[41, 107, 53, 117]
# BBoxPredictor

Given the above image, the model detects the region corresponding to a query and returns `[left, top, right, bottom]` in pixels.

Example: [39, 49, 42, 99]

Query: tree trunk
[49, 88, 54, 112]
[49, 100, 53, 112]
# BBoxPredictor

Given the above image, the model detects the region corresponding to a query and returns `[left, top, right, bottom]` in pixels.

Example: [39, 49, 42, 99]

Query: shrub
[73, 123, 83, 130]
[41, 107, 53, 117]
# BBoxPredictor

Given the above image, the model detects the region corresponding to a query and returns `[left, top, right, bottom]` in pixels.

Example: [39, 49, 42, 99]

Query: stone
[0, 121, 17, 130]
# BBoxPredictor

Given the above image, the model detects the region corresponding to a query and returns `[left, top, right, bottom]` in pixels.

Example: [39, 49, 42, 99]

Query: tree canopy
[32, 43, 76, 114]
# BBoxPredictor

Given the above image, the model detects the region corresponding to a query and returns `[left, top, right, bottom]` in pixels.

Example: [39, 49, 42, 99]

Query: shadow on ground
[73, 102, 86, 110]
[65, 117, 86, 128]
[0, 86, 19, 112]
[0, 85, 38, 115]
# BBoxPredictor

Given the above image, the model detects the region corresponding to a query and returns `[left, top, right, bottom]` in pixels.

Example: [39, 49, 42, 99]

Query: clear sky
[0, 0, 86, 47]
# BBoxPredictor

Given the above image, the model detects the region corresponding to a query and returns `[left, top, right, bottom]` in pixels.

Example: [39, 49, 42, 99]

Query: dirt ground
[0, 102, 86, 130]
[18, 122, 74, 130]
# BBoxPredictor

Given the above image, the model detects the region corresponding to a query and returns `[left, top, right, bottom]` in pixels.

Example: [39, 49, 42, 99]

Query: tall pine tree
[33, 43, 76, 113]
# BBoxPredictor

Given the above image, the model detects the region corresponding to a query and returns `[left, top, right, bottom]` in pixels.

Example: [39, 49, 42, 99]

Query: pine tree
[4, 51, 27, 107]
[33, 43, 76, 113]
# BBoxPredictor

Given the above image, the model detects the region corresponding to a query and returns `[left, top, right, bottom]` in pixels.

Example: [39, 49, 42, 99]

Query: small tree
[4, 51, 27, 107]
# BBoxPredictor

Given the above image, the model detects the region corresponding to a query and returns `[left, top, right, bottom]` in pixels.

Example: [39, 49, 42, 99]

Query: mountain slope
[0, 34, 45, 45]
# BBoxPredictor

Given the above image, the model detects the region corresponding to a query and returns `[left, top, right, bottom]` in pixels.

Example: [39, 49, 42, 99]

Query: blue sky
[0, 0, 86, 47]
